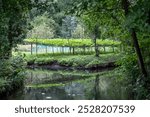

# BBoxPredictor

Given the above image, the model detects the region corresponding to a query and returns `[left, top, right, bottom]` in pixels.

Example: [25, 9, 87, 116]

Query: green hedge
[24, 38, 121, 47]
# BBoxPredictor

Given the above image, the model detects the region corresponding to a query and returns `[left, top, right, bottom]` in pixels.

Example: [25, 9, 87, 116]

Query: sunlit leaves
[24, 38, 121, 47]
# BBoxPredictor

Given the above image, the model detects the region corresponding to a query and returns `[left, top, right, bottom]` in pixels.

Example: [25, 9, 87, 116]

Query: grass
[25, 53, 120, 68]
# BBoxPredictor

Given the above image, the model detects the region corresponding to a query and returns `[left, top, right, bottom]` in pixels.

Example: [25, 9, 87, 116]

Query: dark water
[7, 69, 131, 100]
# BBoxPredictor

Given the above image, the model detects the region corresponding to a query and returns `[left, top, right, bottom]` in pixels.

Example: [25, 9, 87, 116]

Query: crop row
[24, 38, 121, 47]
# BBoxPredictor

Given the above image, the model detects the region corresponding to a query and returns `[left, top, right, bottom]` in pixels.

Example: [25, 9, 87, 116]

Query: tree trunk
[31, 43, 33, 55]
[94, 24, 99, 57]
[147, 10, 150, 25]
[122, 0, 147, 77]
[94, 37, 99, 57]
[6, 22, 13, 58]
[131, 28, 147, 77]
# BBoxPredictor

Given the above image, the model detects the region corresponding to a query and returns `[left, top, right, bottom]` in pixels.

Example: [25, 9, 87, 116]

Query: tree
[121, 0, 148, 77]
[61, 16, 77, 38]
[64, 0, 124, 56]
[65, 0, 148, 77]
[0, 0, 31, 58]
[27, 12, 56, 39]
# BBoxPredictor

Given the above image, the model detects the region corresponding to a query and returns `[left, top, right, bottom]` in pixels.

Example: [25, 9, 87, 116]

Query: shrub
[0, 55, 26, 97]
[116, 53, 150, 99]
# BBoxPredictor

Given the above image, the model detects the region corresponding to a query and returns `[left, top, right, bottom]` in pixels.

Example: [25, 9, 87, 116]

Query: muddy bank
[27, 61, 117, 71]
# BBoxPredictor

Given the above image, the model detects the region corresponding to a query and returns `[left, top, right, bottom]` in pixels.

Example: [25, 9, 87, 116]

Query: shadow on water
[7, 69, 132, 100]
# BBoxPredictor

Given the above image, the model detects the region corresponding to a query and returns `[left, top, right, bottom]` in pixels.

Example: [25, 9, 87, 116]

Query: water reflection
[8, 69, 130, 100]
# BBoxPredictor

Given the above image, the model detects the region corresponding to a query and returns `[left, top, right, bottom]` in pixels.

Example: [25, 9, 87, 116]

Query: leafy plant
[24, 38, 121, 47]
[0, 55, 26, 97]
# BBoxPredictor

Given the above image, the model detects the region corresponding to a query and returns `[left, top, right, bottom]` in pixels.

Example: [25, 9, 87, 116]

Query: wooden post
[52, 46, 54, 54]
[70, 47, 72, 54]
[46, 45, 47, 53]
[103, 46, 106, 53]
[36, 43, 38, 55]
[57, 47, 59, 53]
[31, 72, 33, 82]
[31, 43, 33, 55]
[93, 24, 99, 57]
[73, 47, 75, 55]
[62, 47, 64, 54]
[83, 46, 85, 55]
[112, 45, 115, 53]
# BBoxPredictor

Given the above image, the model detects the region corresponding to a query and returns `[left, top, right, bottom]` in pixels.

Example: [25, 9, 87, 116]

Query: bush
[117, 53, 150, 99]
[0, 55, 26, 97]
[117, 53, 139, 80]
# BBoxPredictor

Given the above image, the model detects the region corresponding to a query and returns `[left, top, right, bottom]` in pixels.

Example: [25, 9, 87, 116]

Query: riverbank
[25, 53, 119, 70]
[0, 53, 121, 99]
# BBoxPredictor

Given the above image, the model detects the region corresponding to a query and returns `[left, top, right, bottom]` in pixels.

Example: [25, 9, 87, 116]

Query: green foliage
[0, 56, 26, 97]
[26, 53, 119, 68]
[124, 0, 150, 33]
[29, 0, 80, 38]
[67, 0, 150, 99]
[64, 0, 124, 39]
[0, 13, 9, 57]
[117, 53, 139, 79]
[86, 59, 101, 68]
[24, 38, 121, 47]
[27, 12, 56, 39]
[72, 23, 86, 38]
[0, 0, 149, 99]
[61, 16, 77, 38]
[34, 58, 56, 65]
[0, 0, 31, 58]
[116, 53, 150, 99]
